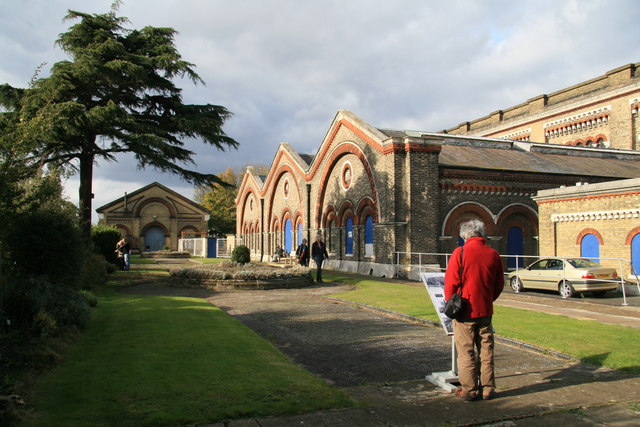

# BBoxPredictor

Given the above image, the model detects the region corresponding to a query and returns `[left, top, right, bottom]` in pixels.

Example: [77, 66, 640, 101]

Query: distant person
[115, 238, 131, 271]
[311, 234, 329, 282]
[272, 245, 283, 262]
[444, 219, 504, 401]
[296, 238, 310, 267]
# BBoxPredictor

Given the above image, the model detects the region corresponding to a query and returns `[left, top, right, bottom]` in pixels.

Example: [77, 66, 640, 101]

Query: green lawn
[325, 273, 640, 373]
[191, 257, 229, 264]
[25, 290, 351, 426]
[129, 255, 157, 265]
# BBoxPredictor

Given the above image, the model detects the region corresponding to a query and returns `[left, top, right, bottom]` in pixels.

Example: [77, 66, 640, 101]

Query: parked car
[508, 257, 618, 298]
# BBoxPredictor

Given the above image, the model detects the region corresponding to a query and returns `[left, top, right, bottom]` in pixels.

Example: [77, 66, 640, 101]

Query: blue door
[207, 238, 217, 258]
[144, 226, 165, 251]
[297, 223, 303, 245]
[364, 216, 374, 257]
[507, 227, 524, 269]
[581, 233, 600, 262]
[345, 217, 354, 255]
[631, 234, 640, 275]
[284, 219, 292, 254]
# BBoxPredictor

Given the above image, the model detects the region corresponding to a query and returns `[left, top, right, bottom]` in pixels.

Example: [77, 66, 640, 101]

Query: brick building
[445, 63, 640, 150]
[96, 182, 209, 252]
[534, 179, 640, 280]
[236, 110, 640, 277]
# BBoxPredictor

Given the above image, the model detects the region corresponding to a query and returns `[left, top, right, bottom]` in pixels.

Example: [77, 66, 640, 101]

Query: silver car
[508, 258, 618, 298]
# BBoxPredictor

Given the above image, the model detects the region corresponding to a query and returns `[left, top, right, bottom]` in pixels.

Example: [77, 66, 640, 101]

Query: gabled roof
[95, 181, 208, 213]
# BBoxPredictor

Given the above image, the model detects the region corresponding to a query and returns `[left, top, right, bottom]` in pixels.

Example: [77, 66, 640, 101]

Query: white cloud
[3, 0, 640, 222]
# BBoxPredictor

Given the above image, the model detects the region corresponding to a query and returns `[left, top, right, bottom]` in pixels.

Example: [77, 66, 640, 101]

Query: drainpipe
[260, 198, 265, 262]
[306, 184, 312, 243]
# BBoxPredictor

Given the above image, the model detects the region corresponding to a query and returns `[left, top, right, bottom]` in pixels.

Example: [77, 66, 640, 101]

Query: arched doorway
[631, 234, 640, 275]
[364, 215, 374, 257]
[507, 227, 524, 269]
[144, 226, 165, 251]
[581, 233, 600, 262]
[284, 219, 292, 254]
[345, 217, 354, 255]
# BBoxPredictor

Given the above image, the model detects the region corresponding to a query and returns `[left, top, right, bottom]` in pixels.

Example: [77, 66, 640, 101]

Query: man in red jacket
[444, 219, 504, 401]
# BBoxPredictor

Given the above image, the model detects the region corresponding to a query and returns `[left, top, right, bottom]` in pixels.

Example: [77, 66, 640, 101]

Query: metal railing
[394, 251, 640, 306]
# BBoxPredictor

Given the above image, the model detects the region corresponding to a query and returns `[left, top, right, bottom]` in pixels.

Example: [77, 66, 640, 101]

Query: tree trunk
[78, 152, 94, 241]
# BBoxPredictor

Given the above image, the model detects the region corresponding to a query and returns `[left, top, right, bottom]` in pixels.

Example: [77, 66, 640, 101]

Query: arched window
[345, 217, 354, 255]
[507, 226, 524, 269]
[297, 223, 303, 246]
[596, 138, 606, 148]
[284, 219, 292, 254]
[364, 215, 374, 257]
[632, 234, 640, 275]
[327, 219, 334, 252]
[581, 233, 600, 262]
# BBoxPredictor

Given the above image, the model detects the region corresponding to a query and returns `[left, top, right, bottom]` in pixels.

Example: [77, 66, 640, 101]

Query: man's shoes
[482, 390, 496, 400]
[455, 387, 480, 401]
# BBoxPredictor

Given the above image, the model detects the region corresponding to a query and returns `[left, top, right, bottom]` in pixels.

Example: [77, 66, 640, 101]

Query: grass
[129, 255, 156, 265]
[25, 289, 351, 426]
[325, 273, 640, 373]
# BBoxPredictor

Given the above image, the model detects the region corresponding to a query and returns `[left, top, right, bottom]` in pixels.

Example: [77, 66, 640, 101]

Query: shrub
[32, 310, 58, 336]
[91, 225, 121, 265]
[231, 245, 250, 265]
[4, 209, 83, 286]
[79, 290, 98, 307]
[77, 253, 110, 290]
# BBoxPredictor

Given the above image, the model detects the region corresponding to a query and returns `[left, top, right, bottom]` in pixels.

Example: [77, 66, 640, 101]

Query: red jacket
[444, 237, 504, 319]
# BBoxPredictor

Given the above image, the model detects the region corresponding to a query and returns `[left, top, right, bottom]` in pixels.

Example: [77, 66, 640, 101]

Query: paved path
[200, 282, 640, 426]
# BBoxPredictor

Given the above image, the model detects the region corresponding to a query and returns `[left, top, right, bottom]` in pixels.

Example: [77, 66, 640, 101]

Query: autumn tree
[195, 165, 268, 236]
[0, 3, 237, 239]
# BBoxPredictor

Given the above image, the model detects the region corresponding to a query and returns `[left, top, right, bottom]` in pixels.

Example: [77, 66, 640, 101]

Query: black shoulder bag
[444, 247, 467, 320]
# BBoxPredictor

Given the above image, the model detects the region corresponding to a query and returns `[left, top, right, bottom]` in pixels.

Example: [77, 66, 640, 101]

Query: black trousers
[314, 258, 323, 281]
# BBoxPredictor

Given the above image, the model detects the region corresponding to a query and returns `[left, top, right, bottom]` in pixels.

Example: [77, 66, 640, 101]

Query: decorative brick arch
[442, 202, 496, 237]
[238, 187, 258, 235]
[624, 227, 640, 245]
[293, 210, 304, 228]
[271, 217, 281, 232]
[356, 197, 378, 224]
[254, 221, 261, 233]
[315, 142, 379, 228]
[280, 207, 293, 228]
[338, 200, 356, 225]
[134, 197, 177, 218]
[576, 228, 604, 245]
[114, 224, 131, 237]
[496, 203, 539, 236]
[322, 205, 339, 228]
[179, 225, 199, 237]
[266, 165, 303, 226]
[141, 221, 170, 237]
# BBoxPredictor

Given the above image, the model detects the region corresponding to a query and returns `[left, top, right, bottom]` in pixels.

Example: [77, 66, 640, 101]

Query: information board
[420, 272, 453, 336]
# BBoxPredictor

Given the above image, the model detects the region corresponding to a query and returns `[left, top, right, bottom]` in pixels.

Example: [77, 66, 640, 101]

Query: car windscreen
[567, 258, 601, 269]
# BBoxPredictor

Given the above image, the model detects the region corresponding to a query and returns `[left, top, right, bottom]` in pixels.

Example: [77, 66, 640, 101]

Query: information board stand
[420, 272, 459, 393]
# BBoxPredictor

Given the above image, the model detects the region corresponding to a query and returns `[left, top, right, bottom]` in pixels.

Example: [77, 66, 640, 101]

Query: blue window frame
[580, 233, 600, 263]
[631, 234, 640, 275]
[345, 217, 354, 255]
[284, 219, 292, 254]
[297, 223, 303, 245]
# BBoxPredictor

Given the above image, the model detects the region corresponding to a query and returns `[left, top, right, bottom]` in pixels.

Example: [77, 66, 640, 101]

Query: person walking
[296, 238, 310, 267]
[311, 234, 329, 282]
[444, 219, 504, 401]
[115, 238, 131, 271]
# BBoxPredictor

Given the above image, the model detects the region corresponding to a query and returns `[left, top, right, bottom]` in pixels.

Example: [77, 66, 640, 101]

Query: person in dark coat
[311, 234, 329, 282]
[444, 219, 504, 401]
[295, 238, 310, 267]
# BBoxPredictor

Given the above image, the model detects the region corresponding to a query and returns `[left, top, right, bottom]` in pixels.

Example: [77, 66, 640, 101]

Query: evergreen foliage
[91, 224, 122, 265]
[231, 245, 251, 265]
[0, 4, 238, 238]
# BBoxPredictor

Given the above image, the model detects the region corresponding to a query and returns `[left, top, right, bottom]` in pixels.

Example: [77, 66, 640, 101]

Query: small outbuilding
[96, 182, 209, 252]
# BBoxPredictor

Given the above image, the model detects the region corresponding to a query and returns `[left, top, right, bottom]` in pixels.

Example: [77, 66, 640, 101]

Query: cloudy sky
[1, 0, 639, 221]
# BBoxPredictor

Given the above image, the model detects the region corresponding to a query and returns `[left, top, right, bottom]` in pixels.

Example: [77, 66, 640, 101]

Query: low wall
[323, 260, 442, 281]
[173, 276, 313, 290]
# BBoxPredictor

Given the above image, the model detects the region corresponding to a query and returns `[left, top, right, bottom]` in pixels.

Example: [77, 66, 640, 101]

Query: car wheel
[592, 290, 608, 297]
[510, 277, 524, 293]
[559, 281, 575, 298]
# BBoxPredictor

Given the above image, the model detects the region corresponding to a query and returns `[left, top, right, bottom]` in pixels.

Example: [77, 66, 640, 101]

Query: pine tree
[0, 3, 238, 238]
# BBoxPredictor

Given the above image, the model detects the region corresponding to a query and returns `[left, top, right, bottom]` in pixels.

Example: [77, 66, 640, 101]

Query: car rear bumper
[571, 280, 619, 292]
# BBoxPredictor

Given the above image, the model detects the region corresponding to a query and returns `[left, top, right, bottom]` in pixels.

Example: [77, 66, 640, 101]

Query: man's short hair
[459, 219, 486, 240]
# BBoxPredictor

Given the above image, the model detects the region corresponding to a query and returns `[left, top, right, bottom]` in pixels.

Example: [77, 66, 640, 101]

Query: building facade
[445, 63, 640, 151]
[96, 182, 209, 252]
[236, 110, 640, 277]
[534, 178, 640, 280]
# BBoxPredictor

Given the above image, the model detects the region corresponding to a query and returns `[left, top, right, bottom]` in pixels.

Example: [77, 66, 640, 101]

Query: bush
[77, 253, 110, 290]
[4, 209, 83, 286]
[32, 310, 58, 336]
[79, 290, 98, 307]
[91, 225, 121, 265]
[231, 245, 250, 265]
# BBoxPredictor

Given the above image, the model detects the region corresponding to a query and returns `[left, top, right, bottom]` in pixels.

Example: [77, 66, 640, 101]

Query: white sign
[420, 272, 453, 336]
